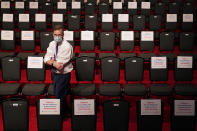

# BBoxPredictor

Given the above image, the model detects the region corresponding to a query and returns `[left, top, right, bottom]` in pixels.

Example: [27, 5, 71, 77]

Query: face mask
[54, 36, 63, 43]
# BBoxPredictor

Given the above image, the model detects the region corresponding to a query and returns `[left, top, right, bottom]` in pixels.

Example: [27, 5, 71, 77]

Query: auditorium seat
[18, 14, 31, 30]
[80, 31, 95, 51]
[101, 14, 113, 31]
[0, 57, 21, 96]
[174, 56, 194, 81]
[35, 14, 47, 31]
[150, 56, 168, 81]
[0, 30, 15, 50]
[40, 32, 53, 51]
[56, 2, 67, 14]
[99, 56, 121, 97]
[20, 31, 35, 51]
[100, 32, 115, 51]
[72, 56, 96, 96]
[22, 56, 46, 96]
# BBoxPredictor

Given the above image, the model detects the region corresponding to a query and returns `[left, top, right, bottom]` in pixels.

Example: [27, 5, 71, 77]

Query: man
[44, 25, 73, 117]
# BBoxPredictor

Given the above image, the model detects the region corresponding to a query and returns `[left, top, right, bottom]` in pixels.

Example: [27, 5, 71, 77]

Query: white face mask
[54, 36, 63, 43]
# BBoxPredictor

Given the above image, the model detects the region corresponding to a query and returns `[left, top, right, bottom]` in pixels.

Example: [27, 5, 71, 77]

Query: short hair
[53, 25, 64, 32]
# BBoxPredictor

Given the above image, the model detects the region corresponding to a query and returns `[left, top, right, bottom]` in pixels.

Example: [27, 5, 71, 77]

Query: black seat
[22, 56, 46, 96]
[0, 57, 21, 96]
[72, 56, 96, 96]
[99, 56, 121, 96]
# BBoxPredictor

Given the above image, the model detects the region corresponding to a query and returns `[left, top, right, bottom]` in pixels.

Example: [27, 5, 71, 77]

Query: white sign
[102, 14, 113, 22]
[72, 2, 81, 9]
[118, 14, 129, 22]
[113, 2, 122, 9]
[121, 31, 134, 41]
[52, 14, 63, 22]
[40, 99, 60, 115]
[3, 14, 13, 22]
[35, 14, 46, 22]
[57, 2, 67, 9]
[141, 2, 150, 9]
[167, 14, 177, 22]
[27, 57, 43, 69]
[81, 31, 94, 41]
[64, 31, 74, 41]
[19, 14, 29, 22]
[29, 2, 38, 9]
[151, 57, 167, 69]
[15, 2, 24, 9]
[1, 30, 14, 40]
[183, 14, 193, 22]
[141, 99, 161, 115]
[141, 31, 154, 41]
[128, 2, 137, 9]
[174, 100, 195, 116]
[21, 31, 34, 40]
[74, 99, 95, 115]
[1, 1, 10, 9]
[177, 56, 193, 68]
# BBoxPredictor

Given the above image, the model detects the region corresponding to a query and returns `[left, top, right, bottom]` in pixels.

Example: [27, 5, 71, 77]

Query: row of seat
[1, 52, 197, 64]
[0, 55, 196, 97]
[1, 82, 197, 98]
[0, 1, 195, 15]
[0, 30, 196, 51]
[1, 13, 195, 31]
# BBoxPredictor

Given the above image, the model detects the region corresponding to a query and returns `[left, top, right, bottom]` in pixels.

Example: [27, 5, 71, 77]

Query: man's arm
[44, 42, 63, 70]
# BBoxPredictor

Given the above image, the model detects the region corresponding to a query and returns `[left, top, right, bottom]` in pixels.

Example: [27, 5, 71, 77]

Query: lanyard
[54, 44, 58, 60]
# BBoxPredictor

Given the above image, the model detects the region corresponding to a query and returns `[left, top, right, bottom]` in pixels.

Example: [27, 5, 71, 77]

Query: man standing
[44, 25, 73, 117]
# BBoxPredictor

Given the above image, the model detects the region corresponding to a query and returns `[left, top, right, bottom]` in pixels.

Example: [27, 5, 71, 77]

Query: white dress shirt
[44, 39, 73, 74]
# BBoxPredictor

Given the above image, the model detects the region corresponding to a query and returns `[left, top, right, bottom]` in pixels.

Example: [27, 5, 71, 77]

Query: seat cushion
[99, 53, 116, 59]
[139, 53, 156, 61]
[0, 83, 20, 95]
[150, 84, 172, 96]
[124, 84, 146, 96]
[119, 53, 136, 61]
[17, 52, 35, 61]
[48, 84, 54, 96]
[174, 84, 197, 96]
[99, 84, 121, 96]
[78, 53, 96, 58]
[22, 84, 46, 96]
[72, 84, 96, 96]
[0, 52, 15, 59]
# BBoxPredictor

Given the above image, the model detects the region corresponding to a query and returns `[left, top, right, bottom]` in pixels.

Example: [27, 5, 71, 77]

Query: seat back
[1, 57, 21, 81]
[125, 57, 144, 81]
[75, 56, 95, 81]
[101, 56, 120, 81]
[27, 56, 45, 81]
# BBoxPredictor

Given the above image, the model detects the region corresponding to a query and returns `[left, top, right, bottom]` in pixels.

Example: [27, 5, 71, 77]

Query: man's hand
[46, 58, 54, 66]
[53, 61, 63, 70]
